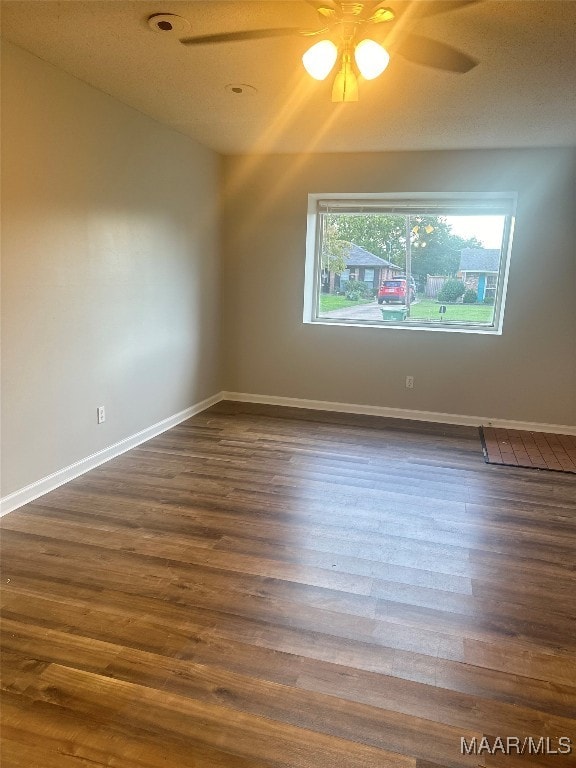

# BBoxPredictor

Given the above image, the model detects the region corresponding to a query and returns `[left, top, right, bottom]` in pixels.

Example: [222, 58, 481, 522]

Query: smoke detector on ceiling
[147, 14, 191, 35]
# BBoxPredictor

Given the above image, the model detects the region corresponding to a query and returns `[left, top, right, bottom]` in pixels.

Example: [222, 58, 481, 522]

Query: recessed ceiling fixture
[178, 1, 481, 103]
[147, 13, 190, 36]
[225, 84, 258, 96]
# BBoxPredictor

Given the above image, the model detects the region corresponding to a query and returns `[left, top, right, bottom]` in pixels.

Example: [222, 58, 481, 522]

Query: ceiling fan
[178, 1, 482, 102]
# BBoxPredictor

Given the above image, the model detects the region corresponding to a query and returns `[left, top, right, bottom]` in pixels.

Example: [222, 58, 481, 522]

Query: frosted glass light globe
[302, 40, 338, 80]
[354, 39, 390, 80]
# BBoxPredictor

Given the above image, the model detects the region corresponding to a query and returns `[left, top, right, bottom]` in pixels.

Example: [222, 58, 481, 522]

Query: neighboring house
[323, 243, 402, 293]
[457, 247, 501, 302]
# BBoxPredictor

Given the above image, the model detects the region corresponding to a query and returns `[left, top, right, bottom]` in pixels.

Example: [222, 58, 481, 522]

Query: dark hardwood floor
[1, 401, 575, 767]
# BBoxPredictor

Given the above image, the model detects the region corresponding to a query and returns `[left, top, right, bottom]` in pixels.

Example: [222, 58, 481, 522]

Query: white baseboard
[221, 391, 576, 436]
[3, 390, 573, 516]
[0, 392, 224, 517]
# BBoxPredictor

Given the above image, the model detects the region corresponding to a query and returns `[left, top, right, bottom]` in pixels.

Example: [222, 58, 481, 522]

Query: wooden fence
[425, 275, 448, 299]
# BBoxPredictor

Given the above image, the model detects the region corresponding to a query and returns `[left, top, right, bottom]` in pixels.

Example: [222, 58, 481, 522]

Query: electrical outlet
[97, 406, 105, 424]
[405, 376, 414, 389]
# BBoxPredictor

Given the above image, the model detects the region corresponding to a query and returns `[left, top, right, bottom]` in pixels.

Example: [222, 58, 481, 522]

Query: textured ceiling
[2, 0, 576, 154]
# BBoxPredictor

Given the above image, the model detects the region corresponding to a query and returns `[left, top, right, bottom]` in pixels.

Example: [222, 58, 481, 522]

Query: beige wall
[1, 42, 221, 496]
[221, 149, 576, 426]
[2, 41, 575, 502]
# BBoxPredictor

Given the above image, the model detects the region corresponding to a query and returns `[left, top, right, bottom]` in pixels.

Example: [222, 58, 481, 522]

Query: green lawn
[408, 298, 494, 323]
[319, 294, 373, 312]
[319, 294, 495, 324]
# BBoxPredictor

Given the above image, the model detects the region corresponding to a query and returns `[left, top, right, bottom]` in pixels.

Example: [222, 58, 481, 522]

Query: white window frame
[303, 192, 517, 335]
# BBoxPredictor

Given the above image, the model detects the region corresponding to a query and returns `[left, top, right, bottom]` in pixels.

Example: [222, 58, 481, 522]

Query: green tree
[325, 213, 405, 267]
[409, 215, 482, 283]
[320, 218, 352, 274]
[325, 213, 482, 285]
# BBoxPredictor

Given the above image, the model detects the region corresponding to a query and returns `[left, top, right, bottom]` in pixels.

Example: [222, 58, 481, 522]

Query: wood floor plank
[0, 510, 375, 596]
[5, 509, 574, 635]
[2, 401, 575, 767]
[4, 579, 575, 715]
[11, 664, 416, 768]
[3, 534, 573, 672]
[1, 693, 278, 768]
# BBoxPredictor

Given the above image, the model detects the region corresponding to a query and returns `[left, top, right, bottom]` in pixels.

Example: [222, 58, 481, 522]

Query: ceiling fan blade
[305, 0, 338, 13]
[180, 27, 310, 46]
[369, 7, 395, 24]
[395, 33, 478, 73]
[416, 0, 484, 18]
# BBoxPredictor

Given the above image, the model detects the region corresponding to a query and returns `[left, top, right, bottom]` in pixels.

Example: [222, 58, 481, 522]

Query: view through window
[305, 194, 516, 333]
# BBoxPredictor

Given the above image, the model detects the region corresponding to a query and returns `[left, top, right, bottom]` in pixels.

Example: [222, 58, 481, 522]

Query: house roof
[459, 248, 501, 273]
[345, 243, 401, 270]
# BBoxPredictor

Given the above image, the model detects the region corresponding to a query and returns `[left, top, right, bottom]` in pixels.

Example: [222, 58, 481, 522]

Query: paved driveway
[321, 300, 419, 321]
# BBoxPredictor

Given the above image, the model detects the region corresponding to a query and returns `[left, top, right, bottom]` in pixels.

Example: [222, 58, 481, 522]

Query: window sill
[305, 317, 503, 335]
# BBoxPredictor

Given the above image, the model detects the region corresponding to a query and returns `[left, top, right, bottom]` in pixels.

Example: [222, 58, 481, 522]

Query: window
[303, 192, 516, 334]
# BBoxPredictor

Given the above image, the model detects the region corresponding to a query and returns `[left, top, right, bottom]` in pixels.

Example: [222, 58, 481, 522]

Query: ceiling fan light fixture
[302, 39, 338, 80]
[354, 39, 390, 79]
[331, 54, 358, 102]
